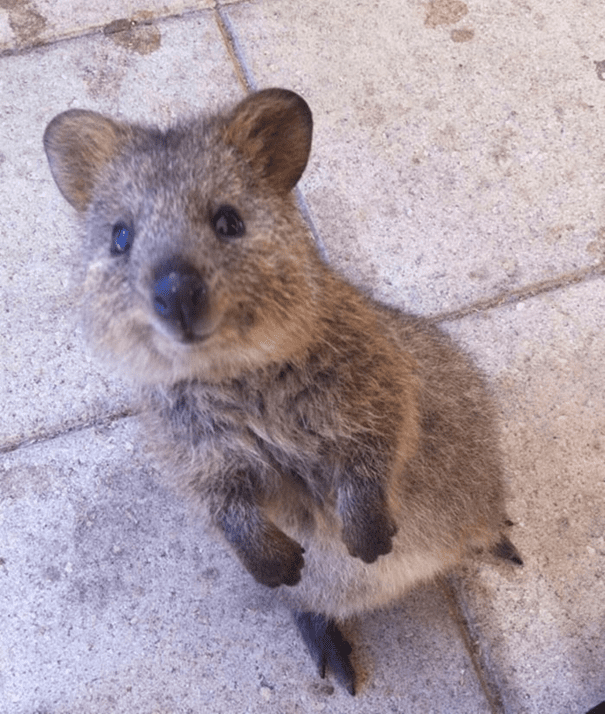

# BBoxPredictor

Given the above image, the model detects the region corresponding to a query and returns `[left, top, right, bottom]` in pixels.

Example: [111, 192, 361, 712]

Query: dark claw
[293, 611, 356, 695]
[490, 534, 523, 566]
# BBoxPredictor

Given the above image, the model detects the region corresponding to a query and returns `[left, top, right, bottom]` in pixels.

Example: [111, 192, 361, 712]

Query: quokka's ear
[223, 88, 313, 194]
[43, 110, 131, 212]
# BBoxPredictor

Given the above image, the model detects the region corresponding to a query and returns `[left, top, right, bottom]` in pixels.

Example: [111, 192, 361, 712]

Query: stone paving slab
[0, 0, 213, 53]
[444, 281, 605, 714]
[0, 11, 242, 446]
[223, 0, 605, 316]
[0, 419, 493, 713]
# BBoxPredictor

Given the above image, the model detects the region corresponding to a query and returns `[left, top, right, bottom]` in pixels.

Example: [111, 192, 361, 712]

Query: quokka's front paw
[342, 510, 397, 564]
[243, 528, 305, 588]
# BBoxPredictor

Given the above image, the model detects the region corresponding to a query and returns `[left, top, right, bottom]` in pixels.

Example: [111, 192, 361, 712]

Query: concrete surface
[1, 0, 604, 712]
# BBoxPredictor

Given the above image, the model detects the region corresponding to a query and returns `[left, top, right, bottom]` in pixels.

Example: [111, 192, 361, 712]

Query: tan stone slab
[0, 0, 213, 53]
[223, 0, 605, 315]
[0, 12, 243, 445]
[444, 280, 605, 713]
[0, 419, 494, 712]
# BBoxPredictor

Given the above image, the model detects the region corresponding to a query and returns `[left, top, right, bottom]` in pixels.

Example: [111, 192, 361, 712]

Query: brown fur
[44, 88, 521, 690]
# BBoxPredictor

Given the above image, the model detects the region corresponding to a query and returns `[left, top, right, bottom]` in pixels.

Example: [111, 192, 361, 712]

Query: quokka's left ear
[223, 88, 313, 195]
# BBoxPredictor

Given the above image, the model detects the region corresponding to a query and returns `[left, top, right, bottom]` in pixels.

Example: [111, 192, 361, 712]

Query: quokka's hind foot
[490, 533, 523, 566]
[293, 611, 357, 695]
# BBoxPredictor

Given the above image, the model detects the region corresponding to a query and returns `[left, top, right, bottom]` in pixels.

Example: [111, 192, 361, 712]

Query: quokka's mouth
[150, 316, 213, 347]
[179, 332, 211, 345]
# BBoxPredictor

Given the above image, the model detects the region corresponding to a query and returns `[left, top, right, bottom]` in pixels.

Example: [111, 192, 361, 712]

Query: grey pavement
[1, 0, 604, 712]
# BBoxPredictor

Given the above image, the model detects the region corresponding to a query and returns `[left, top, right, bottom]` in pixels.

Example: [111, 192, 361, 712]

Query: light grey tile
[224, 0, 605, 315]
[443, 280, 605, 714]
[0, 420, 492, 713]
[0, 13, 243, 445]
[0, 0, 214, 52]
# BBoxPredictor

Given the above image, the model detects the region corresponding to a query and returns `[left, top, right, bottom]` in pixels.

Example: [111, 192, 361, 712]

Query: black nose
[153, 258, 207, 338]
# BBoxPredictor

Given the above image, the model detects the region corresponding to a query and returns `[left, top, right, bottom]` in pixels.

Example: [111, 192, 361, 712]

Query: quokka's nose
[153, 258, 207, 339]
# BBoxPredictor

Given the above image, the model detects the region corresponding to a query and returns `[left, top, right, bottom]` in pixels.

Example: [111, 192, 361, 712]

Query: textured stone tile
[0, 0, 213, 52]
[443, 280, 605, 713]
[0, 12, 242, 446]
[0, 420, 492, 713]
[224, 0, 605, 315]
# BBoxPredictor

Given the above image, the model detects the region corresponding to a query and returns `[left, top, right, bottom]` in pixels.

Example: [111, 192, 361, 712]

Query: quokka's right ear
[43, 110, 131, 212]
[223, 88, 313, 194]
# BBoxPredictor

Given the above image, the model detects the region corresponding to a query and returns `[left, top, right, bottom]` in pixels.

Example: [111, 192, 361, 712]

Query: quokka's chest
[153, 375, 346, 478]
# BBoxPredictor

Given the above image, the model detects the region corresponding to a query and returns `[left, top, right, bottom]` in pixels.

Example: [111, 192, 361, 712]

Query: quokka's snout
[152, 257, 209, 341]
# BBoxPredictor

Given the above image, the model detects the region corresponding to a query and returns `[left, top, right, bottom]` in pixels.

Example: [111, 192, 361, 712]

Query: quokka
[44, 88, 522, 694]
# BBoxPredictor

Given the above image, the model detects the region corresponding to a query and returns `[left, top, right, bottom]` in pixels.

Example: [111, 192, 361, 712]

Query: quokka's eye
[212, 205, 245, 240]
[110, 222, 133, 255]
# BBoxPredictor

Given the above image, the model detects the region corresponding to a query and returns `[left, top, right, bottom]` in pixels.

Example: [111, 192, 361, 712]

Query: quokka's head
[44, 89, 322, 384]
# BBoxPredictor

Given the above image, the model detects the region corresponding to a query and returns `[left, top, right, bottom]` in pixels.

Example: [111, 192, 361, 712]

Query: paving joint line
[0, 7, 211, 58]
[212, 7, 331, 258]
[214, 5, 254, 91]
[440, 574, 506, 714]
[430, 262, 605, 324]
[0, 408, 138, 455]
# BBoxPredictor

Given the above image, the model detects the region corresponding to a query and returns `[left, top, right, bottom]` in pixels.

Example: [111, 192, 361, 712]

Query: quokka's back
[44, 88, 521, 694]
